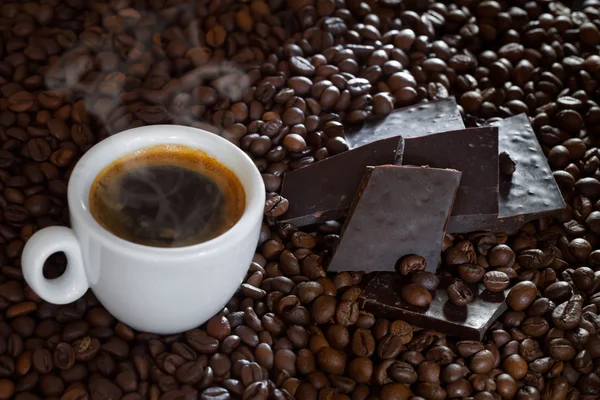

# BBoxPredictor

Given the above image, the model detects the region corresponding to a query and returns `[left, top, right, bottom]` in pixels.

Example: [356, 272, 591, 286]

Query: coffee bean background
[0, 0, 600, 399]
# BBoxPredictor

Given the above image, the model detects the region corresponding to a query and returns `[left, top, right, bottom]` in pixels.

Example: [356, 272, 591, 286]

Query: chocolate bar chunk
[402, 127, 499, 233]
[344, 97, 465, 148]
[491, 114, 566, 233]
[279, 137, 403, 227]
[328, 165, 461, 272]
[359, 272, 509, 340]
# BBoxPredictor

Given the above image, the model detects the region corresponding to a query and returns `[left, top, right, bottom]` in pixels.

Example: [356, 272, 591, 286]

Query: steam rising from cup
[42, 4, 249, 138]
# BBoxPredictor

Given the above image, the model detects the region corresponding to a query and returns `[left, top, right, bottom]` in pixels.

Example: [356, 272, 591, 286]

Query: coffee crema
[89, 144, 245, 248]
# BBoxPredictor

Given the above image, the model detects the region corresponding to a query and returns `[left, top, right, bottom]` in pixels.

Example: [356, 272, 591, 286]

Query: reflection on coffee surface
[89, 144, 245, 247]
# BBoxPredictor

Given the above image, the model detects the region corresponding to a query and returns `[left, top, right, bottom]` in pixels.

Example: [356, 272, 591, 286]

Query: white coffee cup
[22, 125, 265, 334]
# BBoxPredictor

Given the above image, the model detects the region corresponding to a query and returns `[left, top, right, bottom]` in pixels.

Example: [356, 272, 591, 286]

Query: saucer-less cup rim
[69, 124, 264, 260]
[22, 125, 265, 308]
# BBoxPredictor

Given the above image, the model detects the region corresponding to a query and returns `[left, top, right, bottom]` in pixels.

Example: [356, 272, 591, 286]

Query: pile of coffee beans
[1, 0, 600, 399]
[395, 255, 439, 308]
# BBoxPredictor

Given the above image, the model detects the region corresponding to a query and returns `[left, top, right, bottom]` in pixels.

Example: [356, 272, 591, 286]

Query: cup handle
[22, 226, 89, 305]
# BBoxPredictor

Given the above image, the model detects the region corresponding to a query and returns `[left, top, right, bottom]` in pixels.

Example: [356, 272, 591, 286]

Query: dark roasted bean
[447, 281, 474, 307]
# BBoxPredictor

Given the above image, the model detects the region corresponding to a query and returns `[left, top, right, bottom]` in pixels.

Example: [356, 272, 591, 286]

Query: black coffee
[89, 144, 245, 247]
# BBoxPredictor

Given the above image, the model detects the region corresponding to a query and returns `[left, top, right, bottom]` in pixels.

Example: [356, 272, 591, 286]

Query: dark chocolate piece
[279, 137, 404, 227]
[327, 165, 462, 272]
[344, 97, 465, 148]
[402, 127, 499, 233]
[491, 114, 566, 233]
[360, 272, 509, 340]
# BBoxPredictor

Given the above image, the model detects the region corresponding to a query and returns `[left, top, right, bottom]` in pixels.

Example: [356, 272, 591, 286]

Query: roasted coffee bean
[310, 295, 336, 324]
[573, 350, 593, 374]
[549, 338, 577, 361]
[373, 93, 394, 115]
[506, 281, 537, 311]
[417, 360, 440, 383]
[296, 282, 323, 304]
[521, 317, 549, 338]
[352, 329, 375, 357]
[201, 386, 231, 400]
[27, 138, 51, 162]
[517, 249, 555, 269]
[389, 320, 413, 345]
[573, 267, 595, 290]
[24, 195, 51, 217]
[102, 337, 129, 358]
[207, 353, 230, 377]
[416, 382, 446, 399]
[243, 380, 269, 400]
[458, 264, 485, 283]
[175, 360, 205, 385]
[73, 337, 100, 361]
[483, 271, 510, 292]
[409, 271, 440, 291]
[377, 334, 404, 359]
[335, 300, 359, 326]
[400, 283, 432, 307]
[516, 386, 541, 400]
[456, 341, 485, 358]
[552, 295, 583, 330]
[441, 363, 468, 384]
[386, 360, 417, 384]
[89, 378, 122, 400]
[470, 350, 494, 374]
[426, 345, 455, 365]
[502, 354, 528, 379]
[186, 330, 220, 354]
[4, 205, 29, 223]
[316, 347, 345, 375]
[447, 281, 474, 307]
[347, 357, 373, 384]
[54, 343, 75, 370]
[274, 348, 296, 376]
[32, 348, 53, 374]
[544, 281, 573, 303]
[520, 339, 544, 363]
[488, 245, 516, 268]
[396, 255, 427, 276]
[0, 355, 15, 378]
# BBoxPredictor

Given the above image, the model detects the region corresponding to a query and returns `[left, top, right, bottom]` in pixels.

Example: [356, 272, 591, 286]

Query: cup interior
[68, 125, 265, 256]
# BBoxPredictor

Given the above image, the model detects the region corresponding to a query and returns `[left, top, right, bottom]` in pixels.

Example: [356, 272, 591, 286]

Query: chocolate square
[279, 137, 404, 227]
[327, 165, 461, 272]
